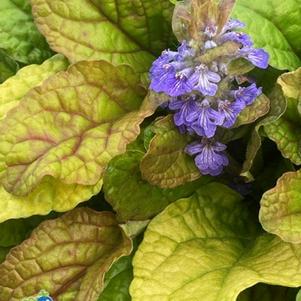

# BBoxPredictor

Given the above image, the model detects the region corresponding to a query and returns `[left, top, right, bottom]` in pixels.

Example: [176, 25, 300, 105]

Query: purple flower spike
[239, 47, 269, 69]
[218, 99, 246, 128]
[186, 139, 229, 176]
[191, 99, 223, 138]
[189, 64, 221, 96]
[234, 83, 262, 105]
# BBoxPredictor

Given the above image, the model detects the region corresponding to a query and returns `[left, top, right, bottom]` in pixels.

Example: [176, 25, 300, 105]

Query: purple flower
[218, 99, 246, 128]
[222, 19, 245, 33]
[171, 97, 200, 126]
[233, 83, 262, 105]
[150, 42, 195, 97]
[220, 32, 253, 47]
[189, 64, 221, 96]
[185, 139, 229, 176]
[238, 47, 269, 69]
[191, 99, 223, 138]
[177, 41, 196, 59]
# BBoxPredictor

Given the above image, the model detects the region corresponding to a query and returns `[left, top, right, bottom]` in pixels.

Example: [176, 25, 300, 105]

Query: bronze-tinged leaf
[140, 115, 200, 188]
[0, 208, 132, 301]
[0, 61, 161, 196]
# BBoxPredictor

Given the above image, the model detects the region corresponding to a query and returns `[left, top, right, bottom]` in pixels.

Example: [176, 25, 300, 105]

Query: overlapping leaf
[0, 213, 57, 263]
[233, 0, 301, 70]
[0, 208, 132, 301]
[31, 0, 174, 74]
[131, 182, 301, 301]
[98, 238, 143, 301]
[0, 61, 157, 196]
[0, 54, 68, 120]
[260, 169, 301, 243]
[140, 115, 200, 188]
[104, 149, 210, 221]
[264, 68, 301, 164]
[234, 94, 270, 127]
[0, 0, 52, 64]
[0, 177, 102, 223]
[0, 49, 18, 83]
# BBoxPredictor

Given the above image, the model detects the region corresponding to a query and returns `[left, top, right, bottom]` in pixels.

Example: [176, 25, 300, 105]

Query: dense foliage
[0, 0, 301, 300]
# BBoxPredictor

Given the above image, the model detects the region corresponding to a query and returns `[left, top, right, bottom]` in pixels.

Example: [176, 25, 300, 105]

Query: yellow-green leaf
[131, 182, 301, 301]
[233, 0, 301, 71]
[260, 169, 301, 243]
[0, 61, 155, 196]
[0, 208, 132, 301]
[140, 115, 200, 189]
[31, 0, 174, 73]
[264, 68, 301, 165]
[0, 54, 68, 120]
[0, 177, 102, 223]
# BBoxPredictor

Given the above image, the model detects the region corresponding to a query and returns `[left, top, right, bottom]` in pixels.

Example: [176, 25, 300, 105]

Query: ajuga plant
[0, 0, 301, 301]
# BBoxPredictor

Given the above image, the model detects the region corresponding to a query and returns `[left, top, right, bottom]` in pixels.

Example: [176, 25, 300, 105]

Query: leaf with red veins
[0, 208, 132, 301]
[0, 60, 160, 196]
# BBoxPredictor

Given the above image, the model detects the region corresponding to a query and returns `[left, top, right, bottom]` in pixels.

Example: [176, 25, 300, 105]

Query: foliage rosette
[0, 0, 301, 300]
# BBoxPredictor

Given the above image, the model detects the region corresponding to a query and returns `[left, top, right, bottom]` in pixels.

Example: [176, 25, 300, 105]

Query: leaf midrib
[88, 0, 157, 57]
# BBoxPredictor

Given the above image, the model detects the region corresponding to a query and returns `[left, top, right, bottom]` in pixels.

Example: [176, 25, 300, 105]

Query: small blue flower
[188, 64, 221, 96]
[238, 47, 269, 69]
[190, 99, 223, 138]
[220, 31, 253, 47]
[150, 42, 195, 96]
[186, 139, 229, 176]
[222, 19, 245, 32]
[37, 297, 53, 301]
[233, 83, 262, 105]
[170, 97, 199, 127]
[218, 99, 246, 128]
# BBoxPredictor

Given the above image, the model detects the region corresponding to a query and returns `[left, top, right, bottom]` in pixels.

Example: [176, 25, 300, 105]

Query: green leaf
[297, 290, 301, 301]
[0, 0, 53, 64]
[140, 115, 200, 188]
[0, 54, 68, 120]
[227, 58, 254, 76]
[0, 247, 10, 263]
[232, 0, 301, 71]
[0, 219, 30, 247]
[31, 0, 174, 74]
[241, 85, 287, 177]
[264, 118, 301, 164]
[98, 237, 143, 301]
[103, 149, 210, 221]
[0, 208, 132, 301]
[98, 255, 133, 301]
[234, 94, 270, 128]
[0, 213, 58, 263]
[260, 169, 301, 243]
[264, 68, 301, 165]
[0, 61, 157, 196]
[0, 49, 18, 83]
[238, 284, 298, 301]
[131, 182, 301, 301]
[0, 177, 102, 223]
